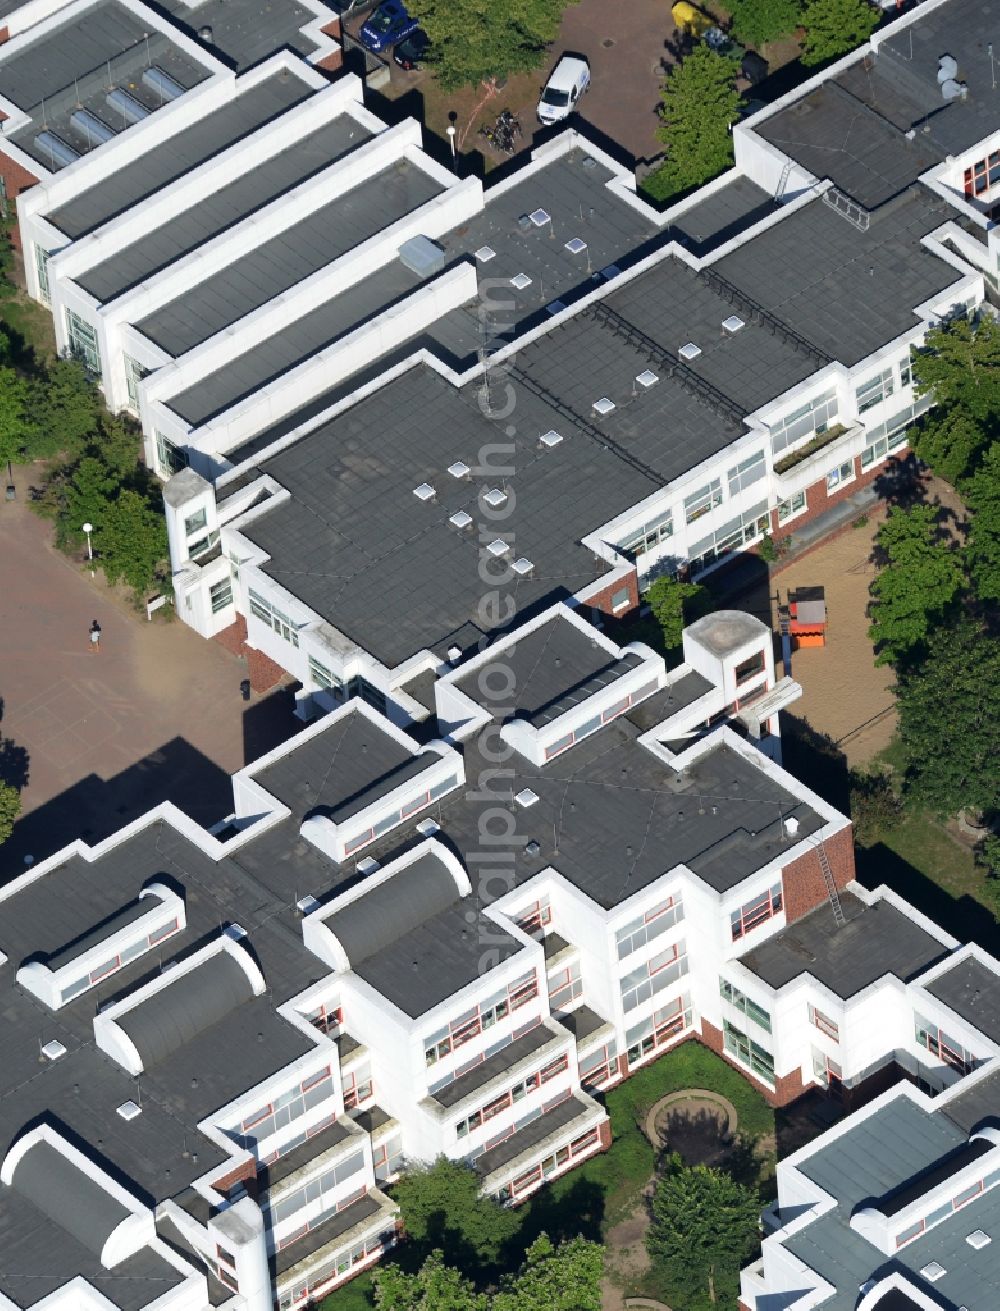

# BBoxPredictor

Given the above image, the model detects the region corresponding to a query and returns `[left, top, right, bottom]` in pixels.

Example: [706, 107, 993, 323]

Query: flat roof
[740, 892, 948, 998]
[924, 957, 1000, 1047]
[432, 1024, 560, 1109]
[1, 0, 212, 170]
[713, 184, 958, 368]
[786, 1093, 1000, 1311]
[45, 66, 315, 238]
[273, 1192, 386, 1277]
[473, 1092, 594, 1177]
[625, 668, 716, 731]
[669, 174, 779, 257]
[353, 897, 525, 1019]
[757, 81, 943, 210]
[942, 1067, 1000, 1135]
[136, 157, 443, 356]
[77, 112, 372, 303]
[252, 707, 427, 824]
[155, 0, 326, 72]
[453, 614, 642, 727]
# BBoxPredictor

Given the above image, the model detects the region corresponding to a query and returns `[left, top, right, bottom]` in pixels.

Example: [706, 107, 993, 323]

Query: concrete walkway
[0, 485, 298, 876]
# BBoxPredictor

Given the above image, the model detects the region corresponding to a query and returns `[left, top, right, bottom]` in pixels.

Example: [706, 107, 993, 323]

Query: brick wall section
[781, 824, 855, 925]
[317, 18, 343, 72]
[0, 26, 9, 42]
[598, 1119, 613, 1151]
[213, 613, 249, 660]
[246, 644, 287, 693]
[769, 455, 895, 545]
[0, 149, 40, 250]
[587, 567, 639, 620]
[213, 1157, 257, 1193]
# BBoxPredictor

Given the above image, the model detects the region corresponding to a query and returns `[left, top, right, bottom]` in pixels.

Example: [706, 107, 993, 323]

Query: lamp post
[446, 124, 457, 170]
[82, 521, 94, 576]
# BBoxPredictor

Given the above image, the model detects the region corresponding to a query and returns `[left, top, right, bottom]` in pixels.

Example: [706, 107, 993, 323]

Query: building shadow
[779, 713, 852, 814]
[242, 683, 302, 765]
[0, 737, 234, 882]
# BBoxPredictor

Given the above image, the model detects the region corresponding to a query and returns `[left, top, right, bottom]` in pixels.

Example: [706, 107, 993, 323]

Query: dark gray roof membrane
[44, 892, 154, 969]
[328, 851, 460, 967]
[117, 948, 254, 1068]
[10, 1138, 130, 1256]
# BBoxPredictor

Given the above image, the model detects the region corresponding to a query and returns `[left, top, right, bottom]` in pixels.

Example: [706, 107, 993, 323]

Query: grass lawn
[0, 289, 58, 362]
[319, 1041, 775, 1309]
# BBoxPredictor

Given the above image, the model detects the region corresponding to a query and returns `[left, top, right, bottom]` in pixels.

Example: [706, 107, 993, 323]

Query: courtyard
[0, 480, 300, 878]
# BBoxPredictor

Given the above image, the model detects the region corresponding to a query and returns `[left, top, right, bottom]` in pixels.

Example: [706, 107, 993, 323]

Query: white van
[538, 55, 591, 124]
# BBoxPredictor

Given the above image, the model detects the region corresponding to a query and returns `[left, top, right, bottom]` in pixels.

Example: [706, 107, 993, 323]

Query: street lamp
[82, 521, 94, 576]
[446, 124, 457, 170]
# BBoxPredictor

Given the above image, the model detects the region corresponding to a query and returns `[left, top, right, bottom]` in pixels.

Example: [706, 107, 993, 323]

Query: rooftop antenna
[40, 96, 47, 129]
[989, 43, 996, 91]
[74, 78, 82, 108]
[106, 58, 113, 92]
[145, 33, 152, 68]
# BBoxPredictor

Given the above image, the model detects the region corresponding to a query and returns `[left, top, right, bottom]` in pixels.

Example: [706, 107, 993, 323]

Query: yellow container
[671, 1, 715, 36]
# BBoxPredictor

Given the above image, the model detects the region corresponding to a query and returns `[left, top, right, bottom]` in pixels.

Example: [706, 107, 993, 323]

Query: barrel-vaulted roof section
[8, 1137, 130, 1255]
[327, 850, 461, 968]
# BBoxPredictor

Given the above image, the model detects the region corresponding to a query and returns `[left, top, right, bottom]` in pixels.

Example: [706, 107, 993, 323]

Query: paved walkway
[0, 486, 298, 876]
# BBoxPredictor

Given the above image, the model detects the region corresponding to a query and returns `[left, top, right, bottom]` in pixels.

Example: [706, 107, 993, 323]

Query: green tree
[800, 0, 879, 65]
[374, 1252, 486, 1310]
[97, 415, 142, 479]
[493, 1235, 603, 1311]
[912, 407, 985, 488]
[646, 575, 705, 652]
[912, 315, 1000, 424]
[964, 441, 1000, 601]
[25, 357, 102, 459]
[645, 48, 741, 202]
[99, 488, 168, 596]
[849, 769, 902, 845]
[729, 0, 801, 48]
[56, 455, 115, 551]
[867, 505, 964, 666]
[647, 1155, 759, 1306]
[408, 0, 571, 91]
[0, 365, 30, 468]
[0, 779, 20, 845]
[391, 1159, 519, 1269]
[897, 619, 1000, 818]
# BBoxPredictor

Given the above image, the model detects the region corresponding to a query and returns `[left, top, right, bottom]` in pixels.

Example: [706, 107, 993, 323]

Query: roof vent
[546, 299, 567, 316]
[636, 369, 658, 387]
[511, 273, 532, 290]
[398, 235, 445, 277]
[416, 818, 440, 836]
[198, 24, 213, 41]
[475, 245, 496, 263]
[783, 816, 800, 836]
[920, 1262, 946, 1282]
[41, 1040, 67, 1061]
[722, 315, 745, 334]
[448, 461, 470, 479]
[487, 539, 510, 556]
[565, 237, 587, 254]
[413, 483, 435, 501]
[593, 397, 615, 415]
[524, 840, 541, 857]
[296, 894, 320, 915]
[539, 429, 563, 448]
[679, 342, 702, 361]
[530, 208, 551, 226]
[357, 857, 380, 876]
[515, 788, 539, 808]
[967, 1230, 992, 1249]
[447, 645, 462, 663]
[511, 558, 534, 575]
[449, 510, 473, 529]
[483, 488, 507, 508]
[117, 1100, 142, 1121]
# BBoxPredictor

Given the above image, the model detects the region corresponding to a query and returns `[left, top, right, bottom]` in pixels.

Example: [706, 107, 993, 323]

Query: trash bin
[240, 679, 251, 702]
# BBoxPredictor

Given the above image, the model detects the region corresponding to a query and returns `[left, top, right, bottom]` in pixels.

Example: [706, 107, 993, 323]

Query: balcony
[773, 423, 863, 498]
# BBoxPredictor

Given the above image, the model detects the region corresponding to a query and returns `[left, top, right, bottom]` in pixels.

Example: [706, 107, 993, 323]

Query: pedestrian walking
[89, 619, 102, 651]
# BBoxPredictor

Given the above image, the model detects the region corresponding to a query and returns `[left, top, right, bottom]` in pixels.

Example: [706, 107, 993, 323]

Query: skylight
[967, 1230, 992, 1249]
[722, 315, 746, 333]
[636, 370, 658, 387]
[511, 558, 534, 575]
[511, 273, 533, 290]
[482, 488, 507, 508]
[413, 483, 435, 501]
[565, 237, 587, 254]
[475, 246, 496, 262]
[487, 539, 510, 556]
[448, 461, 470, 479]
[593, 397, 615, 415]
[679, 342, 702, 361]
[539, 429, 563, 447]
[530, 208, 551, 226]
[449, 510, 473, 529]
[515, 788, 539, 807]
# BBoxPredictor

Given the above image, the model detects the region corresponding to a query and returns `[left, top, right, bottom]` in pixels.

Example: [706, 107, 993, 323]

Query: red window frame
[148, 917, 180, 946]
[731, 885, 783, 941]
[342, 1068, 373, 1111]
[809, 1004, 840, 1042]
[579, 1044, 616, 1089]
[516, 899, 552, 935]
[539, 1054, 569, 1083]
[953, 1180, 983, 1209]
[571, 1128, 599, 1157]
[309, 1003, 343, 1034]
[344, 829, 375, 857]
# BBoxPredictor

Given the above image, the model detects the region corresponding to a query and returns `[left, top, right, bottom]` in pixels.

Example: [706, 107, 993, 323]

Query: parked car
[359, 0, 417, 53]
[393, 27, 429, 69]
[537, 55, 590, 124]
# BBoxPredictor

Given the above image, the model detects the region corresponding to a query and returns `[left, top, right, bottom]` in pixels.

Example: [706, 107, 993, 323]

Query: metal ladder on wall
[812, 837, 846, 927]
[774, 160, 793, 201]
[822, 186, 871, 232]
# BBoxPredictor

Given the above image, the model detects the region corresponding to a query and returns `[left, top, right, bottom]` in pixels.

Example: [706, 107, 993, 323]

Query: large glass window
[683, 479, 723, 525]
[915, 1014, 975, 1075]
[626, 993, 692, 1066]
[238, 1067, 335, 1147]
[826, 460, 854, 492]
[777, 490, 806, 523]
[615, 894, 684, 960]
[248, 588, 300, 647]
[769, 389, 838, 457]
[730, 883, 783, 941]
[156, 432, 189, 476]
[65, 308, 100, 374]
[424, 972, 537, 1066]
[727, 450, 766, 497]
[123, 354, 149, 411]
[689, 501, 769, 573]
[308, 654, 344, 693]
[724, 1019, 775, 1082]
[855, 368, 895, 414]
[210, 579, 233, 614]
[620, 506, 674, 557]
[34, 245, 51, 304]
[620, 940, 689, 1013]
[719, 977, 772, 1032]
